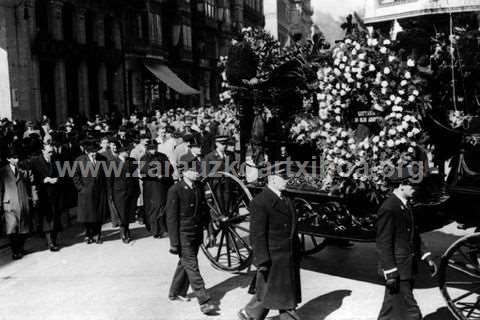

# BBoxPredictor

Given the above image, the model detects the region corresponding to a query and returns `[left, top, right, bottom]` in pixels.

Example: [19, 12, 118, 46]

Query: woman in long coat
[73, 141, 108, 244]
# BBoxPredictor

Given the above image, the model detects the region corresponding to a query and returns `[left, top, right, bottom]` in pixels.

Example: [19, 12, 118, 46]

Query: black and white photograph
[1, 0, 480, 319]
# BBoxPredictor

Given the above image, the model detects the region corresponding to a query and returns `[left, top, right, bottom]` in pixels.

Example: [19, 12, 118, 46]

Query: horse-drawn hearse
[201, 14, 480, 319]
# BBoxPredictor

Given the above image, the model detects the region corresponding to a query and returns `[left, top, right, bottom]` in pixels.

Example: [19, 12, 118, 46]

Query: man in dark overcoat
[23, 143, 62, 251]
[73, 140, 108, 244]
[376, 166, 437, 320]
[238, 173, 301, 320]
[0, 148, 36, 260]
[110, 144, 140, 243]
[140, 140, 173, 238]
[166, 160, 216, 315]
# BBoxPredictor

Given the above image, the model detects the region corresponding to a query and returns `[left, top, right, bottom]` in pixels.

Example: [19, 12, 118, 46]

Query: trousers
[169, 240, 210, 305]
[378, 280, 422, 320]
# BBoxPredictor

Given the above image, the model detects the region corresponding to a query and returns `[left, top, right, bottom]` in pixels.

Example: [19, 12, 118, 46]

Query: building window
[62, 3, 74, 41]
[205, 0, 216, 19]
[104, 15, 115, 49]
[36, 0, 49, 35]
[85, 11, 96, 44]
[182, 25, 192, 49]
[152, 13, 162, 44]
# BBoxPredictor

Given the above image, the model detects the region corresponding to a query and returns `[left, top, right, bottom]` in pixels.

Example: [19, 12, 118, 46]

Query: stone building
[263, 0, 313, 46]
[0, 0, 264, 123]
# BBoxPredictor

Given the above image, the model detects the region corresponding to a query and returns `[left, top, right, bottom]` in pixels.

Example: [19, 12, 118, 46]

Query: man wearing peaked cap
[166, 157, 216, 315]
[376, 164, 436, 320]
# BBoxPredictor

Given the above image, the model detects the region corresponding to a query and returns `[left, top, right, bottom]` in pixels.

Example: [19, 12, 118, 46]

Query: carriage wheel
[294, 197, 327, 256]
[200, 172, 253, 272]
[439, 232, 480, 320]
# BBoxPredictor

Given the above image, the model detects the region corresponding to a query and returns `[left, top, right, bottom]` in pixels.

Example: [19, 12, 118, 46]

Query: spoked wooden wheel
[439, 233, 480, 320]
[201, 172, 253, 272]
[294, 197, 327, 256]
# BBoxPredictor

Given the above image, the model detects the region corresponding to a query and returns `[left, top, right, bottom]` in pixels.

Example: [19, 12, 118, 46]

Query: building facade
[263, 0, 313, 46]
[0, 0, 264, 124]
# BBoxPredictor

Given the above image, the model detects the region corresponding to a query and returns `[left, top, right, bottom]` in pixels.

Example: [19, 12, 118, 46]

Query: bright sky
[312, 0, 364, 22]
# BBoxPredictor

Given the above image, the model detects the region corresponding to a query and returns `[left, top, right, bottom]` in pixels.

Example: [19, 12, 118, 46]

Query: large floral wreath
[291, 36, 427, 202]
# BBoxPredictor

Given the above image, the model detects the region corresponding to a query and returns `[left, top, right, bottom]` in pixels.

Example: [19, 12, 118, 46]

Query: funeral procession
[1, 0, 480, 319]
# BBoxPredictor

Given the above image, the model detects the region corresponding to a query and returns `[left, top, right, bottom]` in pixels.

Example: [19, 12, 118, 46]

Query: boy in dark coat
[238, 172, 301, 320]
[376, 165, 437, 320]
[166, 160, 216, 315]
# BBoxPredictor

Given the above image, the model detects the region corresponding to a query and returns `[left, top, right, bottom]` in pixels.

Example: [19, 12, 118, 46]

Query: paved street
[0, 222, 472, 320]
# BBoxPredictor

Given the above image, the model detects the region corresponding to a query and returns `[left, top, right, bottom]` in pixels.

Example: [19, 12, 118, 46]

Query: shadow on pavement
[424, 307, 455, 320]
[266, 290, 352, 320]
[300, 229, 465, 290]
[0, 222, 152, 268]
[207, 272, 253, 310]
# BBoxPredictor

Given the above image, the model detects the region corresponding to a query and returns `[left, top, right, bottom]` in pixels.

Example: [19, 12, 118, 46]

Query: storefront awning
[145, 62, 200, 95]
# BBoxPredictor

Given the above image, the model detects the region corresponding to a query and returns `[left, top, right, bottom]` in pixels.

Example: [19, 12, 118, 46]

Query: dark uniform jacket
[250, 187, 301, 310]
[166, 180, 208, 250]
[376, 194, 430, 281]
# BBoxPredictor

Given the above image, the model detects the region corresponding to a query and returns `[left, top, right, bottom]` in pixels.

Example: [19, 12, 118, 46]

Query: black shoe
[238, 309, 253, 320]
[168, 295, 190, 302]
[200, 303, 216, 315]
[86, 238, 94, 244]
[49, 245, 60, 252]
[96, 237, 103, 244]
[121, 237, 130, 244]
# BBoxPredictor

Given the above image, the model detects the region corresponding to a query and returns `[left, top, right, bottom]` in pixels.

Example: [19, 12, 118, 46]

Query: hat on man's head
[146, 139, 158, 150]
[177, 157, 201, 174]
[84, 140, 99, 153]
[6, 147, 20, 159]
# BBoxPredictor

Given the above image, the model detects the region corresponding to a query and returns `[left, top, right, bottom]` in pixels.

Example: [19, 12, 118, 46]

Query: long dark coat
[376, 194, 430, 280]
[72, 154, 108, 223]
[110, 156, 140, 226]
[23, 155, 63, 232]
[140, 151, 173, 233]
[250, 187, 301, 310]
[0, 165, 35, 234]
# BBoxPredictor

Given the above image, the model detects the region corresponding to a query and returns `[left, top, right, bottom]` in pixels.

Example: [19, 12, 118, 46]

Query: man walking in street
[73, 140, 108, 244]
[140, 140, 173, 238]
[24, 144, 62, 251]
[238, 172, 302, 320]
[166, 160, 216, 315]
[376, 166, 438, 320]
[0, 148, 36, 260]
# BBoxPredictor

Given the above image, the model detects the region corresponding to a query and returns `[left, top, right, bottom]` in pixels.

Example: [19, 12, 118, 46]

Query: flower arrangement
[290, 35, 427, 202]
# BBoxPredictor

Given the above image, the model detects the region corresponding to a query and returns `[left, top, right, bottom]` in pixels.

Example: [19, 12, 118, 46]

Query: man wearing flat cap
[140, 140, 173, 238]
[238, 171, 302, 320]
[166, 159, 216, 315]
[376, 164, 437, 320]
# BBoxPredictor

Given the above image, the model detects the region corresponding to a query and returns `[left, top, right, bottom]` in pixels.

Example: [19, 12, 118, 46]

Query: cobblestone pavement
[0, 222, 470, 320]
